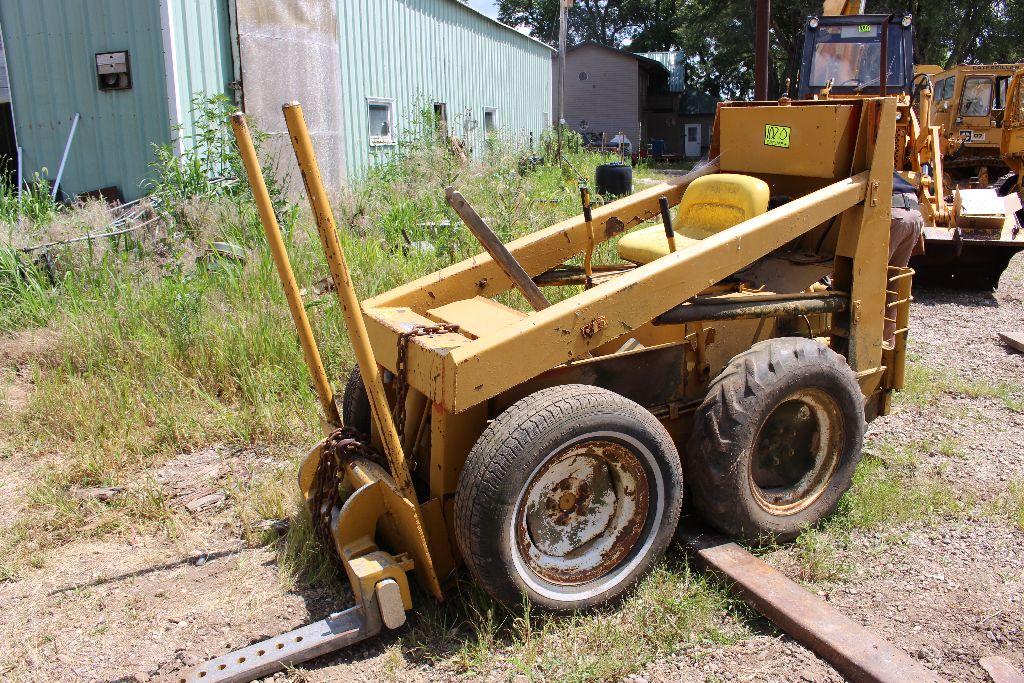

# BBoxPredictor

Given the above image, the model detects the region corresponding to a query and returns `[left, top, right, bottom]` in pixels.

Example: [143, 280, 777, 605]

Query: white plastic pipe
[52, 112, 80, 200]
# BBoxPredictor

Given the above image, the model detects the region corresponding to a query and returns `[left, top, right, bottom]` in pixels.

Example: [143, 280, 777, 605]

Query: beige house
[554, 43, 716, 159]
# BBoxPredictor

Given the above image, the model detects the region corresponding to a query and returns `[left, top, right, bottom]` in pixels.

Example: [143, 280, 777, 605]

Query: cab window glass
[808, 24, 904, 89]
[936, 76, 954, 101]
[995, 76, 1009, 110]
[960, 77, 994, 116]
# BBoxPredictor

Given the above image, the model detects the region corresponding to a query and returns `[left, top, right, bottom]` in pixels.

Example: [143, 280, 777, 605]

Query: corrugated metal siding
[637, 51, 686, 93]
[0, 0, 169, 201]
[172, 0, 234, 149]
[335, 0, 553, 176]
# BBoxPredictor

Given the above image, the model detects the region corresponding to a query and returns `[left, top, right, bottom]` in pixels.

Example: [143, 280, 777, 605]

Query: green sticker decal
[858, 24, 872, 33]
[764, 124, 791, 148]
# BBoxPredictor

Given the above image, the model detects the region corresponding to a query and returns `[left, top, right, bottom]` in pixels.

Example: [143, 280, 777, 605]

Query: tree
[497, 0, 685, 48]
[677, 0, 1024, 101]
[497, 0, 637, 45]
[500, 0, 1024, 99]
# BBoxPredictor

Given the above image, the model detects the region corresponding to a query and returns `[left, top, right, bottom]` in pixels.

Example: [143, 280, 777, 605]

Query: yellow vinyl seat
[617, 173, 771, 265]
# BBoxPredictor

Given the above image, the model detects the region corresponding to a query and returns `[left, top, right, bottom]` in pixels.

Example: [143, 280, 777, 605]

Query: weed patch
[792, 438, 963, 582]
[404, 557, 741, 682]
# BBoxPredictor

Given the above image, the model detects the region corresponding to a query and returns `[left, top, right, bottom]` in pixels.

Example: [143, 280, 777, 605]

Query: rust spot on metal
[580, 315, 608, 340]
[603, 216, 626, 238]
[514, 439, 649, 586]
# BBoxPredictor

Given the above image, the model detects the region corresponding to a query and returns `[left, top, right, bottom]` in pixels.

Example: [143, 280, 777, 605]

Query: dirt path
[2, 258, 1023, 683]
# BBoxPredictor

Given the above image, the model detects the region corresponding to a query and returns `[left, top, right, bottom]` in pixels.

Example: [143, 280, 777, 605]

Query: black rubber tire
[686, 338, 865, 544]
[993, 172, 1018, 197]
[341, 366, 372, 435]
[454, 384, 683, 612]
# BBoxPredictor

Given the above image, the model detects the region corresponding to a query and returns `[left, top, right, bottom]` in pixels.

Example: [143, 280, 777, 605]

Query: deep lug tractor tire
[341, 366, 372, 435]
[455, 385, 683, 611]
[687, 338, 865, 544]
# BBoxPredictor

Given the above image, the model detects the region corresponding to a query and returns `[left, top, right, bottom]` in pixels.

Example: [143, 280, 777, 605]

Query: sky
[467, 0, 500, 19]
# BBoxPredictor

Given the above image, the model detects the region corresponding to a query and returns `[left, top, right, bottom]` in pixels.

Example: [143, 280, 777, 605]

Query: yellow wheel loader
[996, 66, 1024, 228]
[182, 93, 912, 682]
[795, 6, 1024, 289]
[930, 63, 1021, 187]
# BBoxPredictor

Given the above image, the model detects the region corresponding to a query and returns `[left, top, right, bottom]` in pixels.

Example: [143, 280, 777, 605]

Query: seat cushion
[616, 224, 701, 264]
[617, 173, 770, 264]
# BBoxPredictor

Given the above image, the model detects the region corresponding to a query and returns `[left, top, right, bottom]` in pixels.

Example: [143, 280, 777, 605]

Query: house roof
[635, 51, 686, 92]
[448, 0, 556, 52]
[567, 42, 671, 76]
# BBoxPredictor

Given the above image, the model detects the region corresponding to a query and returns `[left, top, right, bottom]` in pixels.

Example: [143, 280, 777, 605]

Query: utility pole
[754, 0, 770, 100]
[556, 0, 571, 163]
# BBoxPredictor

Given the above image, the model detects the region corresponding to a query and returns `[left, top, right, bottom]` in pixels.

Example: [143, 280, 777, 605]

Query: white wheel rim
[509, 431, 665, 602]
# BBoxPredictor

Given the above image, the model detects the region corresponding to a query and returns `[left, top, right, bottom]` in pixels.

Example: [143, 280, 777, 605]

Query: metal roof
[635, 51, 686, 92]
[568, 42, 671, 76]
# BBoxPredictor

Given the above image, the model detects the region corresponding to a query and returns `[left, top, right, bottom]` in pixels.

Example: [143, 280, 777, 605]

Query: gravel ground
[1, 256, 1022, 683]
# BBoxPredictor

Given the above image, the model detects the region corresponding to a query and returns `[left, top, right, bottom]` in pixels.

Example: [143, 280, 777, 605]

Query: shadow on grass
[273, 539, 756, 683]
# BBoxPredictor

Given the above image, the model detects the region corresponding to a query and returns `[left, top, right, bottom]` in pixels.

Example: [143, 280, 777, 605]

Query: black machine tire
[994, 172, 1018, 197]
[687, 338, 865, 544]
[454, 385, 683, 611]
[341, 366, 372, 435]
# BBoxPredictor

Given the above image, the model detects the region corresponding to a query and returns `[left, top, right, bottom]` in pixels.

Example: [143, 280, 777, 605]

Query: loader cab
[797, 14, 915, 100]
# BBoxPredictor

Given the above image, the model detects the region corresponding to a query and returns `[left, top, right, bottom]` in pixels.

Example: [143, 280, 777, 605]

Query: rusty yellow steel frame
[281, 103, 444, 602]
[1003, 67, 1024, 189]
[229, 113, 340, 429]
[362, 100, 895, 416]
[266, 97, 898, 606]
[339, 100, 899, 570]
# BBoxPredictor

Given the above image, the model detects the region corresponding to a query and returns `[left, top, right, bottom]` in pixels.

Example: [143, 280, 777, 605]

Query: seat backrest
[674, 173, 770, 239]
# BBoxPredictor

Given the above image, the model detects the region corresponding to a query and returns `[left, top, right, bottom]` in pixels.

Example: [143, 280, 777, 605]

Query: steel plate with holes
[181, 605, 377, 683]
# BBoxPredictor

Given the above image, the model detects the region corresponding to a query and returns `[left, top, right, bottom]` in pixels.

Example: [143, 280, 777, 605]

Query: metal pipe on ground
[52, 112, 81, 200]
[654, 294, 848, 325]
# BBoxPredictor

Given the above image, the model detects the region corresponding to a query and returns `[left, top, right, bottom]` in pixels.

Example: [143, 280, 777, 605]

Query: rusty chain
[393, 324, 460, 445]
[309, 324, 459, 561]
[309, 427, 386, 561]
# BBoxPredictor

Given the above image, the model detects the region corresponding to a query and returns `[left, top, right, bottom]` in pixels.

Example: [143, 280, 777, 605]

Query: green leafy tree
[501, 0, 1024, 99]
[678, 0, 1024, 101]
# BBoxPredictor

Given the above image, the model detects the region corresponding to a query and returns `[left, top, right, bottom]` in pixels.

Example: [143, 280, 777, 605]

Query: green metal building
[0, 0, 553, 202]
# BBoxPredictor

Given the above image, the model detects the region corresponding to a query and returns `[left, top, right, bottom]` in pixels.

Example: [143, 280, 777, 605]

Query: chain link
[309, 324, 458, 562]
[310, 426, 387, 561]
[393, 324, 460, 445]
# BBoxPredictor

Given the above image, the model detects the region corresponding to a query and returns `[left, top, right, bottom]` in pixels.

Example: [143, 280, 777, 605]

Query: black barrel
[595, 162, 633, 197]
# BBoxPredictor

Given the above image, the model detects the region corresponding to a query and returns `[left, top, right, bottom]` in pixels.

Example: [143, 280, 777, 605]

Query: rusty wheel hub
[514, 437, 650, 586]
[749, 388, 843, 515]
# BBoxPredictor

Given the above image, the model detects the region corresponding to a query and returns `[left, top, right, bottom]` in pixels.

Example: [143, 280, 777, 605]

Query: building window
[433, 102, 448, 136]
[367, 97, 395, 145]
[578, 71, 589, 81]
[483, 107, 498, 133]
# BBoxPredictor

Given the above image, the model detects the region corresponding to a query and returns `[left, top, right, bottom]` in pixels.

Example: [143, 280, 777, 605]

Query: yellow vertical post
[580, 186, 596, 288]
[229, 113, 341, 428]
[281, 102, 419, 505]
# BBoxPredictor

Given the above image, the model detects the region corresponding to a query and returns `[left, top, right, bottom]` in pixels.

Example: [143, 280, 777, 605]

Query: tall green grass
[0, 171, 60, 226]
[0, 98, 659, 558]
